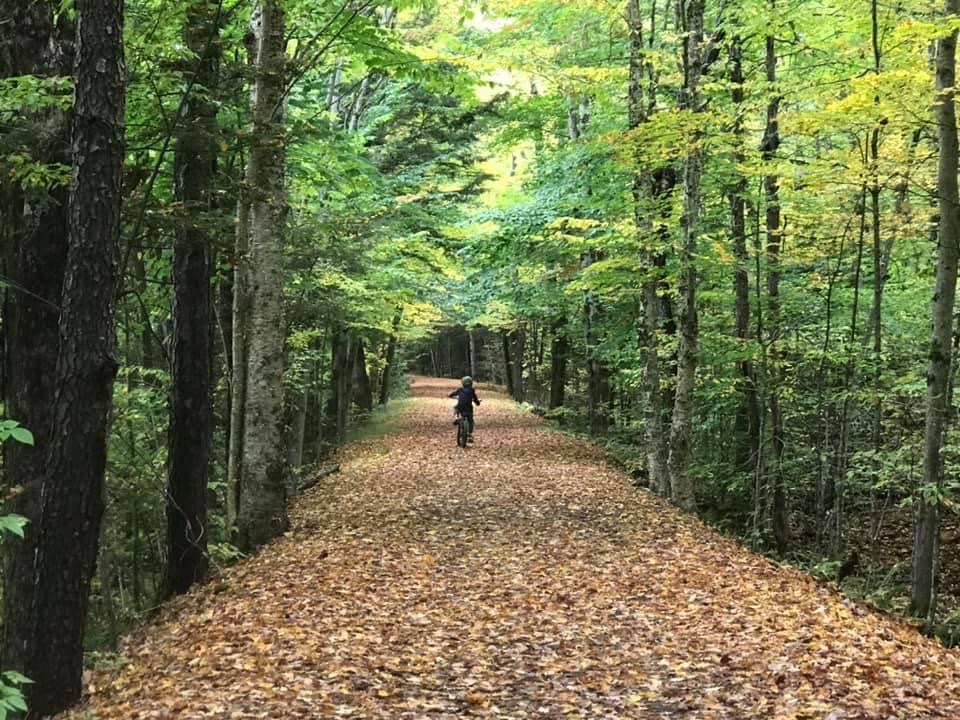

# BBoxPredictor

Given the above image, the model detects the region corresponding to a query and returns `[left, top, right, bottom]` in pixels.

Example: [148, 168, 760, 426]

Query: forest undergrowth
[60, 378, 960, 719]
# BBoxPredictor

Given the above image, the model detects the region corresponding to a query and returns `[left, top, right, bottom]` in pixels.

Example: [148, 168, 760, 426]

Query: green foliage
[0, 420, 33, 447]
[0, 672, 31, 719]
[0, 425, 33, 714]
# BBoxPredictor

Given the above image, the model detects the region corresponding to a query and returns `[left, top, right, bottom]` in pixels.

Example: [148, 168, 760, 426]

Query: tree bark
[912, 0, 960, 619]
[667, 0, 704, 511]
[226, 21, 258, 539]
[502, 331, 515, 397]
[353, 339, 373, 412]
[378, 308, 402, 405]
[730, 33, 761, 477]
[763, 25, 789, 551]
[508, 328, 525, 401]
[236, 0, 289, 552]
[548, 317, 568, 410]
[468, 329, 477, 379]
[25, 0, 124, 707]
[0, 0, 72, 678]
[629, 0, 665, 493]
[163, 0, 219, 598]
[287, 388, 307, 469]
[323, 327, 350, 449]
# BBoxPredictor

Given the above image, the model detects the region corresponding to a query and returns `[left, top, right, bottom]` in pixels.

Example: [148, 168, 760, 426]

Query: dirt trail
[64, 378, 960, 718]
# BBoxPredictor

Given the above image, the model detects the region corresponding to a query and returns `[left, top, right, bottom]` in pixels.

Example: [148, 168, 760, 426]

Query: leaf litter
[61, 378, 960, 719]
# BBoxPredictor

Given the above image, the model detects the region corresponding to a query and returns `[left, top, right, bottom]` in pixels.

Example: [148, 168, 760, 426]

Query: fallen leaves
[59, 377, 960, 718]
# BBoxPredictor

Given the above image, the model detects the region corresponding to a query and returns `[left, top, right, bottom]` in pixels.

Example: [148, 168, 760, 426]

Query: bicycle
[455, 411, 470, 448]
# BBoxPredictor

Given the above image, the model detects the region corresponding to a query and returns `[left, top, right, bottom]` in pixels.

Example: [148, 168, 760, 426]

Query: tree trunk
[163, 0, 219, 598]
[503, 331, 515, 397]
[468, 329, 477, 379]
[287, 388, 307, 469]
[353, 339, 373, 412]
[668, 0, 704, 511]
[582, 251, 608, 434]
[912, 0, 960, 619]
[548, 318, 568, 410]
[730, 33, 761, 477]
[0, 0, 72, 678]
[236, 0, 289, 552]
[508, 328, 525, 401]
[340, 335, 356, 436]
[25, 0, 124, 707]
[763, 26, 789, 551]
[378, 309, 402, 405]
[226, 23, 258, 538]
[628, 0, 667, 493]
[323, 327, 349, 449]
[644, 170, 677, 498]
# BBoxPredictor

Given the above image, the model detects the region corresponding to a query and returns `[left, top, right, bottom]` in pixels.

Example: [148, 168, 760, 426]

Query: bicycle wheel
[457, 416, 468, 448]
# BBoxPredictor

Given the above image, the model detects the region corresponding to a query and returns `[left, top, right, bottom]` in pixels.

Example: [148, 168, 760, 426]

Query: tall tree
[0, 0, 72, 677]
[227, 22, 259, 538]
[763, 13, 789, 550]
[668, 0, 705, 510]
[912, 0, 960, 619]
[23, 0, 125, 707]
[729, 32, 760, 481]
[163, 0, 220, 597]
[236, 0, 290, 551]
[628, 0, 670, 496]
[378, 308, 403, 406]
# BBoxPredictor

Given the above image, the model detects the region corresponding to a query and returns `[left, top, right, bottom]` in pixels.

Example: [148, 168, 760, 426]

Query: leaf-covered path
[65, 378, 960, 719]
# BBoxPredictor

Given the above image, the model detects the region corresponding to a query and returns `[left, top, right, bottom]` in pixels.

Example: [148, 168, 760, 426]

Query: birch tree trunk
[912, 0, 960, 619]
[227, 22, 258, 537]
[667, 0, 704, 511]
[26, 0, 124, 707]
[236, 0, 289, 551]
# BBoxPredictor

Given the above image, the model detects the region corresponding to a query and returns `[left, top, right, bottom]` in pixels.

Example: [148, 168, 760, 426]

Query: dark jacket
[449, 387, 481, 413]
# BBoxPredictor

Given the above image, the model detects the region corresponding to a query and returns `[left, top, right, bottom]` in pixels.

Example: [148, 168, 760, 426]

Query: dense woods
[4, 0, 960, 713]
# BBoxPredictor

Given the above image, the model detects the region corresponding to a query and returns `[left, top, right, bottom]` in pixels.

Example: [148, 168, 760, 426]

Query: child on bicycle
[449, 376, 481, 442]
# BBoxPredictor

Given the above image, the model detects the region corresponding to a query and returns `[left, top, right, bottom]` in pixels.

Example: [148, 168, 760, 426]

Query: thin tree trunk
[763, 26, 789, 551]
[509, 328, 525, 401]
[164, 0, 219, 597]
[97, 505, 119, 650]
[503, 331, 515, 397]
[867, 0, 886, 534]
[287, 388, 307, 468]
[26, 0, 124, 707]
[378, 309, 402, 405]
[629, 0, 669, 495]
[323, 327, 349, 449]
[668, 0, 704, 511]
[730, 33, 761, 476]
[548, 317, 568, 411]
[236, 0, 289, 551]
[226, 25, 257, 538]
[912, 0, 960, 619]
[468, 329, 477, 379]
[339, 334, 356, 437]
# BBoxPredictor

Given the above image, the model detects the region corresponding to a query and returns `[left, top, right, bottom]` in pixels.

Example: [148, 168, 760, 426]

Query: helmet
[461, 376, 473, 387]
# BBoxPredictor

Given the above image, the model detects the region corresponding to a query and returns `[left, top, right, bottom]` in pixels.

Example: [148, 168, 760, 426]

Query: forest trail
[64, 378, 960, 719]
